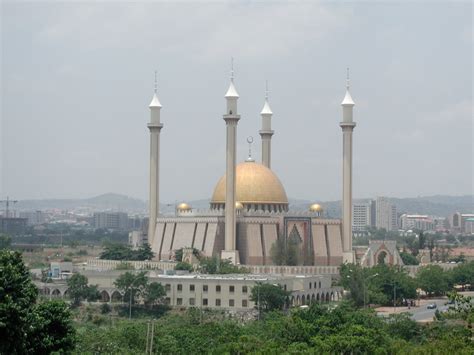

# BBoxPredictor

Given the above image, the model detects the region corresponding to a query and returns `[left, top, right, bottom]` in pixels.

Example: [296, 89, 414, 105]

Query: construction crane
[0, 196, 18, 218]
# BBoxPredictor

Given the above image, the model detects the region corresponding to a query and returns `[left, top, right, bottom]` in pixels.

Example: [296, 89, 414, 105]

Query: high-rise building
[19, 210, 47, 226]
[374, 197, 397, 231]
[93, 212, 129, 230]
[352, 203, 371, 232]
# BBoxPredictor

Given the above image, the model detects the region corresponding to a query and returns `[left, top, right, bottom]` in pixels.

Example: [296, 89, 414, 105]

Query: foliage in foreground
[0, 250, 75, 354]
[74, 302, 473, 354]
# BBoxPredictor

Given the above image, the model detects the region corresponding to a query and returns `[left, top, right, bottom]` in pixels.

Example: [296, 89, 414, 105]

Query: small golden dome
[309, 203, 323, 212]
[235, 202, 244, 210]
[177, 202, 191, 211]
[211, 161, 288, 205]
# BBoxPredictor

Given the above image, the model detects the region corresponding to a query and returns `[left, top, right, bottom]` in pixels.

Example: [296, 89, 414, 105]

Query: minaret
[147, 71, 164, 245]
[259, 81, 274, 168]
[340, 69, 356, 263]
[221, 59, 241, 264]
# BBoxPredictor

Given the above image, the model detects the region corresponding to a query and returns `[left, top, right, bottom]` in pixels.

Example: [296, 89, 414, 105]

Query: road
[409, 299, 448, 321]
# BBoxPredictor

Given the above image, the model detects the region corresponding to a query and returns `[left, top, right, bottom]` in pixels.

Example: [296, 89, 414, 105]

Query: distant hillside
[14, 194, 472, 217]
[16, 193, 146, 213]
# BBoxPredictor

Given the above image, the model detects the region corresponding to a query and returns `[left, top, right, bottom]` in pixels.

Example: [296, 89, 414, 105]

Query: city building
[93, 212, 129, 230]
[373, 197, 397, 231]
[352, 203, 371, 232]
[145, 69, 358, 266]
[19, 210, 47, 226]
[450, 213, 474, 234]
[0, 217, 27, 235]
[399, 214, 434, 231]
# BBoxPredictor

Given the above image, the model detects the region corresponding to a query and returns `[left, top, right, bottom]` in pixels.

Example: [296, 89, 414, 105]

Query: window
[165, 284, 171, 292]
[319, 281, 321, 288]
[314, 282, 317, 289]
[177, 284, 182, 292]
[229, 285, 235, 293]
[284, 284, 287, 291]
[165, 297, 171, 305]
[177, 298, 183, 305]
[190, 284, 195, 292]
[309, 283, 312, 289]
[189, 298, 195, 306]
[242, 300, 248, 307]
[203, 285, 208, 292]
[203, 298, 208, 306]
[216, 285, 221, 293]
[229, 299, 235, 307]
[215, 299, 221, 307]
[242, 286, 248, 293]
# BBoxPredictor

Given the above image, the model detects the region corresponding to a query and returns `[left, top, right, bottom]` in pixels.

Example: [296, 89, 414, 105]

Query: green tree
[100, 243, 133, 260]
[26, 300, 76, 354]
[114, 271, 149, 315]
[250, 282, 290, 313]
[270, 235, 300, 266]
[198, 256, 248, 274]
[175, 261, 193, 271]
[416, 265, 449, 296]
[399, 251, 419, 265]
[67, 273, 89, 306]
[86, 284, 101, 302]
[450, 261, 474, 290]
[0, 250, 75, 354]
[136, 243, 154, 260]
[144, 282, 166, 307]
[0, 233, 11, 249]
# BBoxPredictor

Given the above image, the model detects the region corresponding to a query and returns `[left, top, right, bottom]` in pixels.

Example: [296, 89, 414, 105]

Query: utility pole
[393, 280, 397, 313]
[129, 286, 133, 320]
[0, 196, 18, 218]
[149, 320, 155, 354]
[145, 321, 150, 354]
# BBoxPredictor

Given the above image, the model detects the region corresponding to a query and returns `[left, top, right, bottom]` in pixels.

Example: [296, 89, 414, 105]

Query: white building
[400, 214, 434, 231]
[374, 197, 397, 231]
[352, 203, 371, 232]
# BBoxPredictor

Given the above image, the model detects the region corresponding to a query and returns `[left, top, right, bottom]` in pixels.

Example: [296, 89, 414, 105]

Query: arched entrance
[100, 290, 110, 302]
[111, 290, 122, 303]
[377, 250, 388, 265]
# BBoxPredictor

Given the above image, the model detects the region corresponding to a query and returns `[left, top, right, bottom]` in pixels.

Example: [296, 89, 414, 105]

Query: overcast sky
[1, 1, 472, 204]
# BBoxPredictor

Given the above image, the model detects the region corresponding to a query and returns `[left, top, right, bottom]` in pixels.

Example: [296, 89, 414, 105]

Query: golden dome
[309, 203, 323, 212]
[235, 202, 244, 210]
[211, 161, 288, 205]
[177, 202, 191, 211]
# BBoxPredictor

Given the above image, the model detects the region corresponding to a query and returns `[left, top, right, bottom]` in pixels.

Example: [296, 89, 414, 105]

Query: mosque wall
[152, 216, 344, 266]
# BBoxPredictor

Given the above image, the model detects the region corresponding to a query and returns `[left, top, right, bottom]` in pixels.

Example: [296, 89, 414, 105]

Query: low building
[358, 240, 404, 267]
[399, 214, 434, 231]
[19, 210, 47, 226]
[80, 270, 342, 310]
[49, 262, 73, 279]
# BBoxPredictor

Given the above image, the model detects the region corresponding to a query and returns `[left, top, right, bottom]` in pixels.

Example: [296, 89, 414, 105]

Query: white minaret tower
[221, 59, 240, 264]
[340, 69, 356, 263]
[147, 71, 164, 245]
[259, 81, 274, 168]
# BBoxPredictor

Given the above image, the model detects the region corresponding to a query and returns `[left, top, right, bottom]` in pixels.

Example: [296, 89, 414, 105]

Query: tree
[114, 271, 148, 313]
[198, 256, 248, 274]
[250, 282, 290, 313]
[0, 250, 76, 354]
[270, 235, 300, 266]
[67, 273, 89, 306]
[0, 250, 39, 353]
[26, 300, 76, 354]
[100, 243, 133, 260]
[144, 282, 166, 307]
[175, 261, 193, 272]
[399, 252, 419, 265]
[136, 243, 154, 261]
[0, 234, 11, 249]
[416, 265, 449, 296]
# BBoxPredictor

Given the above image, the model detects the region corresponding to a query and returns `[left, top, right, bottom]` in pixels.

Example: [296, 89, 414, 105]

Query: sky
[1, 1, 472, 203]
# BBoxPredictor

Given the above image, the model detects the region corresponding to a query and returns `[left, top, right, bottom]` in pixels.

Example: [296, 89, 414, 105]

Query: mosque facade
[146, 67, 357, 266]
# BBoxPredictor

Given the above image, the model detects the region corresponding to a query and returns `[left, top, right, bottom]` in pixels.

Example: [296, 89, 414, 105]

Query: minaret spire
[259, 80, 274, 168]
[340, 69, 356, 263]
[222, 59, 241, 264]
[147, 70, 164, 253]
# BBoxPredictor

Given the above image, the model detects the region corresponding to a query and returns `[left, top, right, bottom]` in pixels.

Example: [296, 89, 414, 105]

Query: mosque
[145, 67, 357, 266]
